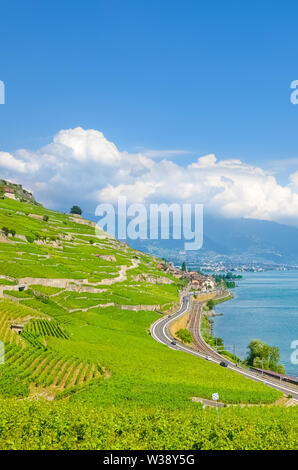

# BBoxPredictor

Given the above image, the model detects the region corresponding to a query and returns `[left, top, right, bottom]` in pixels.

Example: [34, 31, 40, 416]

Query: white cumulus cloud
[1, 126, 298, 225]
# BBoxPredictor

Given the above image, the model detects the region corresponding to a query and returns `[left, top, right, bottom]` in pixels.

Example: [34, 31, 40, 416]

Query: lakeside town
[157, 257, 295, 276]
[197, 262, 293, 273]
[174, 260, 296, 273]
[157, 260, 216, 291]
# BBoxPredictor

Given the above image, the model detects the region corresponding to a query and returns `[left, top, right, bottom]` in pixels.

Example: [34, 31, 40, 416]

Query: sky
[1, 0, 298, 224]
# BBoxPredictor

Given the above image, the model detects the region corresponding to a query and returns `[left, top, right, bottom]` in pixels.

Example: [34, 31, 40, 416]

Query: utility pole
[261, 358, 264, 376]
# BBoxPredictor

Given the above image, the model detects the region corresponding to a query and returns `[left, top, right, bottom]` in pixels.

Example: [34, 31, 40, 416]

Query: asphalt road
[151, 294, 298, 401]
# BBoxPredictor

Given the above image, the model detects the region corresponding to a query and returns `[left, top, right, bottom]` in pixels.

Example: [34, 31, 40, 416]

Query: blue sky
[1, 0, 298, 223]
[0, 0, 298, 162]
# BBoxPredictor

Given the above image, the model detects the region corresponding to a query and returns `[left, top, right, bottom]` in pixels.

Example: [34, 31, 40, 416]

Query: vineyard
[23, 319, 69, 339]
[0, 399, 297, 450]
[0, 196, 296, 450]
[1, 343, 103, 397]
[0, 311, 22, 345]
[0, 297, 102, 397]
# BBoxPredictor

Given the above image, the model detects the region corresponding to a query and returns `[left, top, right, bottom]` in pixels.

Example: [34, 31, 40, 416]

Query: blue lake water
[212, 271, 298, 378]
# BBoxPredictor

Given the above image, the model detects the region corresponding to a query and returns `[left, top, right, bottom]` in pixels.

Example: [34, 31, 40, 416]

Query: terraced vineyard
[0, 311, 22, 345]
[1, 343, 102, 396]
[0, 194, 296, 450]
[0, 298, 102, 397]
[23, 319, 69, 339]
[0, 197, 182, 401]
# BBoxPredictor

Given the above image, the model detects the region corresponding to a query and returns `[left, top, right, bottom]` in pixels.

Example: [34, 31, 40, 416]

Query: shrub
[206, 299, 215, 310]
[176, 328, 193, 344]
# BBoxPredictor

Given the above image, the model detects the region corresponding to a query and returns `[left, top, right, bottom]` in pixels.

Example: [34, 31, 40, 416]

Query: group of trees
[214, 272, 242, 289]
[246, 340, 285, 374]
[226, 272, 242, 280]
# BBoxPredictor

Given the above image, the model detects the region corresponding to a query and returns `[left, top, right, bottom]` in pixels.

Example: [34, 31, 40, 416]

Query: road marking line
[151, 295, 298, 398]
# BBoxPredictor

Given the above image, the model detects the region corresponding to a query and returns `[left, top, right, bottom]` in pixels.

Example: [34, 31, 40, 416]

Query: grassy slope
[0, 197, 297, 450]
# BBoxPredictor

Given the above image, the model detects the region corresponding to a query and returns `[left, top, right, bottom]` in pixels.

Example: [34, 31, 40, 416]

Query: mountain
[129, 215, 298, 267]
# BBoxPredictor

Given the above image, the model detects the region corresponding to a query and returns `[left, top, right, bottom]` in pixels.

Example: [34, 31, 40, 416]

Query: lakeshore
[212, 270, 298, 378]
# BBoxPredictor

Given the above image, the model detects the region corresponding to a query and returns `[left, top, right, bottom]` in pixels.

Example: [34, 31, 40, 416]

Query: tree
[43, 215, 49, 222]
[246, 339, 285, 374]
[253, 356, 269, 370]
[215, 337, 224, 347]
[181, 262, 186, 272]
[273, 363, 286, 374]
[70, 205, 82, 215]
[247, 340, 270, 365]
[206, 299, 215, 310]
[225, 280, 235, 288]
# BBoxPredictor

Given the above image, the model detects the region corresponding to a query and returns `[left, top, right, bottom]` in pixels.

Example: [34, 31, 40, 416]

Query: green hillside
[0, 194, 297, 450]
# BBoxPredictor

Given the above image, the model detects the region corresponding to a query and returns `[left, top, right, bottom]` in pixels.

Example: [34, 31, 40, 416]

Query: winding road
[151, 294, 298, 401]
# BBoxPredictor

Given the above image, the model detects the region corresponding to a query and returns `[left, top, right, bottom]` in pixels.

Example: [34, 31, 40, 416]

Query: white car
[205, 356, 212, 361]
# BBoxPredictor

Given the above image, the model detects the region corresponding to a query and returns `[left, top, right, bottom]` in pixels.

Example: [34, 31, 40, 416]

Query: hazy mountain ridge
[130, 215, 298, 266]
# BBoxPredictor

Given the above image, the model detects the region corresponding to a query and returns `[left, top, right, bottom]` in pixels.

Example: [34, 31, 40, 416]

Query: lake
[212, 270, 298, 377]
